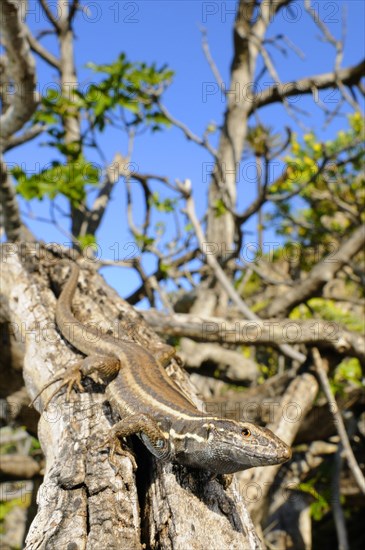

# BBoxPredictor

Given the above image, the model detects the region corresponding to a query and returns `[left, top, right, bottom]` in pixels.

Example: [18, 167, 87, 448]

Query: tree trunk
[1, 244, 263, 549]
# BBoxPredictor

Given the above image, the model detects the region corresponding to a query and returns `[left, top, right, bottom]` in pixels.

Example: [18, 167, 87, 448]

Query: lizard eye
[155, 439, 166, 448]
[241, 428, 251, 437]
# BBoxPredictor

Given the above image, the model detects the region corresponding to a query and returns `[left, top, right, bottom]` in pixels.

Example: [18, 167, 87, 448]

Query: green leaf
[135, 234, 155, 248]
[150, 192, 177, 212]
[12, 156, 99, 206]
[214, 199, 227, 217]
[84, 54, 174, 132]
[297, 481, 330, 521]
[334, 358, 362, 386]
[159, 263, 170, 278]
[33, 110, 58, 125]
[77, 234, 98, 251]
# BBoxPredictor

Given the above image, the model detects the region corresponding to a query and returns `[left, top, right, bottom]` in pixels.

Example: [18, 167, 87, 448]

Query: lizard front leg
[31, 355, 120, 410]
[99, 413, 171, 469]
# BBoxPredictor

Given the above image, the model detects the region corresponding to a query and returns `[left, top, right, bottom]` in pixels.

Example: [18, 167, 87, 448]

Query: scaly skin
[35, 262, 292, 475]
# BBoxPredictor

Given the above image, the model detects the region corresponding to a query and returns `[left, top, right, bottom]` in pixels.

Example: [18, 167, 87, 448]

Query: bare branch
[271, 0, 293, 14]
[78, 153, 127, 238]
[0, 454, 40, 478]
[265, 225, 365, 318]
[180, 339, 259, 383]
[38, 0, 61, 30]
[25, 27, 60, 69]
[142, 310, 365, 362]
[68, 0, 80, 23]
[304, 0, 341, 52]
[0, 157, 35, 241]
[148, 275, 175, 313]
[0, 0, 38, 151]
[200, 27, 224, 89]
[206, 0, 291, 249]
[4, 123, 45, 152]
[125, 248, 199, 305]
[331, 446, 350, 550]
[158, 102, 218, 157]
[305, 0, 361, 111]
[254, 38, 306, 128]
[178, 179, 306, 363]
[312, 348, 365, 494]
[249, 60, 365, 114]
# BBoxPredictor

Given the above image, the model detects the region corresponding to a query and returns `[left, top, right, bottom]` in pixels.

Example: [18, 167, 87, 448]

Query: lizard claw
[30, 363, 84, 410]
[97, 435, 137, 471]
[218, 474, 234, 489]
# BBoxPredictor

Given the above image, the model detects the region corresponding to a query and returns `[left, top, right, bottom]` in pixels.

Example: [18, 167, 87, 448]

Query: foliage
[13, 54, 173, 207]
[246, 124, 282, 157]
[150, 192, 177, 213]
[214, 198, 228, 217]
[331, 357, 363, 395]
[78, 54, 174, 132]
[0, 495, 31, 522]
[269, 113, 364, 258]
[290, 297, 365, 333]
[297, 478, 331, 521]
[77, 234, 98, 251]
[33, 88, 82, 158]
[12, 156, 99, 206]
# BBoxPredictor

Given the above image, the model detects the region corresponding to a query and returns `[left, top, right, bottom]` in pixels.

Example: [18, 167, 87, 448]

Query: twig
[4, 123, 45, 152]
[254, 37, 308, 130]
[157, 102, 217, 158]
[281, 35, 306, 60]
[68, 0, 80, 23]
[248, 60, 364, 114]
[38, 0, 61, 31]
[200, 27, 224, 89]
[177, 178, 306, 364]
[305, 0, 361, 112]
[25, 28, 60, 69]
[312, 348, 365, 494]
[331, 445, 350, 550]
[236, 260, 295, 286]
[148, 275, 174, 314]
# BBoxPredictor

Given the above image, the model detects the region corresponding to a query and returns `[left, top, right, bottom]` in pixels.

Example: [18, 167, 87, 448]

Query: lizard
[33, 262, 292, 475]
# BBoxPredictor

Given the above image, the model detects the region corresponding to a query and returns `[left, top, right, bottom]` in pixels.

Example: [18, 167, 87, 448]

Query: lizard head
[172, 418, 292, 474]
[203, 419, 292, 473]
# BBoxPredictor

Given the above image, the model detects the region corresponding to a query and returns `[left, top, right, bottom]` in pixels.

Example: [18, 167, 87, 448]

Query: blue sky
[5, 1, 365, 300]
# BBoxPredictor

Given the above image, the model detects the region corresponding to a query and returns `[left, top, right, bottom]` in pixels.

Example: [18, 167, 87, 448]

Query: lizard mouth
[281, 446, 292, 461]
[265, 444, 292, 464]
[229, 440, 292, 464]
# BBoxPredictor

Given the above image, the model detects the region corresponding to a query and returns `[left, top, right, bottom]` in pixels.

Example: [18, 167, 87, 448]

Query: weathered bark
[0, 0, 38, 152]
[207, 0, 276, 248]
[1, 245, 264, 549]
[55, 1, 85, 239]
[142, 310, 365, 363]
[0, 1, 38, 241]
[0, 158, 35, 242]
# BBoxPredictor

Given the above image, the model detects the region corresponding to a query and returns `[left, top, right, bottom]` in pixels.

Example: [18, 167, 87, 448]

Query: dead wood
[1, 245, 264, 549]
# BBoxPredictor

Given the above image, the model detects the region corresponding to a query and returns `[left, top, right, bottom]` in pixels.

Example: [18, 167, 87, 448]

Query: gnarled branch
[0, 0, 38, 151]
